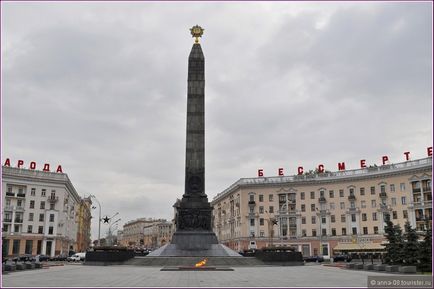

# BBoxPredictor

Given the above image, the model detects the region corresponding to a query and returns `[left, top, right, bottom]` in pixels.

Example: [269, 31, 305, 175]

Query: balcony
[379, 192, 387, 199]
[348, 194, 356, 201]
[17, 193, 26, 198]
[4, 206, 13, 211]
[248, 201, 256, 206]
[6, 192, 14, 197]
[15, 206, 25, 211]
[3, 218, 12, 223]
[14, 218, 23, 223]
[48, 196, 59, 203]
[318, 196, 326, 203]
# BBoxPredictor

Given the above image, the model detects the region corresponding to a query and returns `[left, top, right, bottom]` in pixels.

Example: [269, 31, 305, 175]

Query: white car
[67, 252, 86, 262]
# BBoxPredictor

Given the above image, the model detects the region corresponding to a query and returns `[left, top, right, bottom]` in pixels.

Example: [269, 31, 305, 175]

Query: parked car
[67, 252, 86, 262]
[12, 254, 35, 262]
[303, 255, 324, 262]
[35, 254, 50, 262]
[332, 255, 352, 262]
[50, 254, 68, 261]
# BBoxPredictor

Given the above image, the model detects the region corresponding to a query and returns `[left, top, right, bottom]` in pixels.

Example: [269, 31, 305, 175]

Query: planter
[399, 266, 417, 273]
[385, 265, 399, 272]
[363, 264, 374, 270]
[373, 264, 386, 271]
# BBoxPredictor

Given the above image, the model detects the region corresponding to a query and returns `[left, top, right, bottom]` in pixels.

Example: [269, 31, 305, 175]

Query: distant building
[120, 218, 166, 248]
[143, 220, 173, 249]
[76, 197, 92, 252]
[2, 166, 82, 257]
[211, 157, 432, 257]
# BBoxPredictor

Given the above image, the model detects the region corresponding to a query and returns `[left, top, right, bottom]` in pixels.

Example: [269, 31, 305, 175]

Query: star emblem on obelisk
[103, 216, 110, 223]
[190, 25, 204, 43]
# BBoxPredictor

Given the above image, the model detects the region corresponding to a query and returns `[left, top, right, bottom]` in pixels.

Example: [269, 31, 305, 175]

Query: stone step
[123, 256, 265, 267]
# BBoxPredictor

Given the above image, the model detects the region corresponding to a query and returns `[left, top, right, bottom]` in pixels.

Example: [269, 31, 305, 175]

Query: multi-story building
[143, 220, 173, 249]
[211, 157, 432, 258]
[76, 197, 92, 252]
[120, 218, 166, 248]
[2, 166, 82, 257]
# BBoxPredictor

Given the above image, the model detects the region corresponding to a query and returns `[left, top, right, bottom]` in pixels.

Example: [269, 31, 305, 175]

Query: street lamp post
[107, 218, 121, 246]
[89, 195, 101, 247]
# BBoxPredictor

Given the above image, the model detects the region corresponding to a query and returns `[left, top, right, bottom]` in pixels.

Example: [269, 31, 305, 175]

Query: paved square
[2, 264, 399, 287]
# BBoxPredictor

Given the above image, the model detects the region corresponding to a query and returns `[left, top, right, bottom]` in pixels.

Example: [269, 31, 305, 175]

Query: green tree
[383, 214, 404, 265]
[403, 221, 419, 265]
[418, 221, 432, 272]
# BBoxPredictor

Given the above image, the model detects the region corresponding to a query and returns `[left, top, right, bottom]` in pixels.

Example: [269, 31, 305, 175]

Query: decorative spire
[190, 25, 204, 44]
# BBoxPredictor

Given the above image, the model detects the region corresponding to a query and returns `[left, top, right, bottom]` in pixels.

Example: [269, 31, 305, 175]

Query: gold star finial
[190, 25, 204, 44]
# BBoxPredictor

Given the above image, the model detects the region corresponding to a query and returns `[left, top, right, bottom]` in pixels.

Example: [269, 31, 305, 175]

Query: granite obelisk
[148, 26, 240, 257]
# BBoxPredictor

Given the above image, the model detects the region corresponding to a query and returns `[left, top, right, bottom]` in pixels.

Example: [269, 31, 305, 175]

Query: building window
[41, 189, 46, 197]
[27, 225, 33, 233]
[349, 188, 354, 196]
[372, 212, 377, 221]
[350, 201, 355, 209]
[361, 201, 366, 208]
[259, 194, 264, 202]
[352, 227, 357, 235]
[342, 228, 346, 235]
[363, 227, 368, 235]
[301, 204, 305, 212]
[12, 240, 20, 255]
[371, 200, 376, 208]
[351, 214, 356, 222]
[312, 229, 317, 237]
[50, 203, 55, 210]
[311, 216, 316, 224]
[392, 211, 398, 220]
[269, 194, 273, 202]
[400, 183, 405, 191]
[322, 228, 327, 236]
[269, 206, 274, 213]
[260, 231, 265, 237]
[380, 185, 386, 194]
[30, 200, 35, 209]
[259, 206, 264, 214]
[403, 210, 408, 219]
[391, 198, 396, 206]
[360, 187, 365, 195]
[390, 184, 395, 192]
[25, 240, 33, 254]
[310, 191, 315, 199]
[401, 197, 406, 205]
[341, 215, 346, 223]
[373, 226, 379, 234]
[40, 201, 45, 210]
[370, 186, 375, 195]
[300, 192, 305, 200]
[250, 219, 255, 226]
[259, 218, 264, 226]
[29, 213, 34, 221]
[302, 217, 306, 224]
[49, 214, 55, 222]
[14, 225, 20, 233]
[38, 226, 43, 234]
[31, 188, 36, 196]
[362, 213, 367, 221]
[339, 190, 344, 197]
[302, 229, 306, 237]
[322, 217, 326, 224]
[48, 226, 54, 235]
[39, 214, 44, 222]
[330, 202, 335, 210]
[329, 190, 334, 198]
[340, 202, 345, 210]
[331, 215, 336, 223]
[249, 194, 255, 202]
[17, 200, 23, 208]
[331, 228, 336, 236]
[311, 204, 315, 212]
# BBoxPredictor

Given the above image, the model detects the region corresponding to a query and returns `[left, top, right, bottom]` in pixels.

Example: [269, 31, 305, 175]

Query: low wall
[85, 250, 135, 266]
[255, 250, 304, 265]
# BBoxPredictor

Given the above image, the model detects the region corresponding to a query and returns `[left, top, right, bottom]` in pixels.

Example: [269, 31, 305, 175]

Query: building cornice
[212, 157, 432, 204]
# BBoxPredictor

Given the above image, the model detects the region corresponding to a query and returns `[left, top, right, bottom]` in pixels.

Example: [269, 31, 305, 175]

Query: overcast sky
[2, 1, 432, 241]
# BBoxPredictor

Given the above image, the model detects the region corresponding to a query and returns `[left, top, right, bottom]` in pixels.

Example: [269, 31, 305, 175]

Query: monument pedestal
[171, 231, 218, 250]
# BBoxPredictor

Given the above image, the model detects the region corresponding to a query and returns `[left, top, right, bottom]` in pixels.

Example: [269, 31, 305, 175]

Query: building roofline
[212, 157, 432, 204]
[2, 166, 81, 202]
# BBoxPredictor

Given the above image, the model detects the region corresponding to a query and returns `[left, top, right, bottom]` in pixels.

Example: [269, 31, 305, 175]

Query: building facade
[143, 220, 173, 249]
[76, 197, 92, 252]
[2, 166, 83, 257]
[120, 218, 166, 248]
[211, 157, 432, 257]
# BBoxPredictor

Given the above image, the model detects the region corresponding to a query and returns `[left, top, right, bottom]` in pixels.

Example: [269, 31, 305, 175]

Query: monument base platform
[147, 243, 241, 257]
[160, 266, 234, 271]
